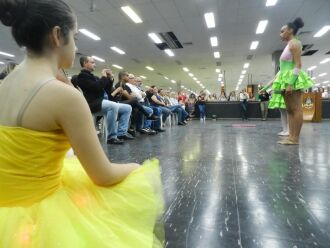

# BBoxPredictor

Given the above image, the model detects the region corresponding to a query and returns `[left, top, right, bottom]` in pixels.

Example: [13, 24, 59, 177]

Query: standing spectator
[197, 92, 207, 121]
[178, 90, 187, 109]
[239, 89, 249, 120]
[186, 93, 196, 119]
[259, 90, 270, 121]
[161, 90, 188, 126]
[77, 56, 132, 144]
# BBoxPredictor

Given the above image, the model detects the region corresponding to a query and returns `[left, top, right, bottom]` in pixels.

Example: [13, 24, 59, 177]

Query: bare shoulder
[289, 39, 302, 50]
[45, 80, 85, 104]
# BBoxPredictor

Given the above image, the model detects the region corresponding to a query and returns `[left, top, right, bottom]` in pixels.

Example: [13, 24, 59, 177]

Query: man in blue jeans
[77, 56, 133, 145]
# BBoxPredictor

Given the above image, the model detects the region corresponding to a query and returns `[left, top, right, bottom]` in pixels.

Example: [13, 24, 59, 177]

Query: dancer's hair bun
[293, 17, 304, 29]
[0, 0, 27, 27]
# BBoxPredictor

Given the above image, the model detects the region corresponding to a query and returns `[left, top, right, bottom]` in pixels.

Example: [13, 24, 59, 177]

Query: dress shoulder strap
[16, 78, 55, 126]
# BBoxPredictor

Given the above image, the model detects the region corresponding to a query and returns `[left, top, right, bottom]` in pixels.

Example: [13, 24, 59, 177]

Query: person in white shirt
[239, 89, 249, 120]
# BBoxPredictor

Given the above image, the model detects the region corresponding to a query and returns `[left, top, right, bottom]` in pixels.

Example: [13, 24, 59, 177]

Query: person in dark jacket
[77, 56, 133, 144]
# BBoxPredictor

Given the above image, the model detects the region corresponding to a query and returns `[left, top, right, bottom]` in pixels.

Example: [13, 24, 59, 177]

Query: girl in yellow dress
[0, 0, 163, 247]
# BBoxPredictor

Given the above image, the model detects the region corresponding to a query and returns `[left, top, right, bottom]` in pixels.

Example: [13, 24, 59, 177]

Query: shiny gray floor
[104, 120, 330, 248]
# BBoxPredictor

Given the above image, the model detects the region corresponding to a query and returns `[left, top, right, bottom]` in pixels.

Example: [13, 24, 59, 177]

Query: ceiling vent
[302, 50, 318, 56]
[326, 51, 330, 55]
[183, 42, 193, 46]
[246, 55, 254, 60]
[175, 60, 183, 65]
[302, 44, 313, 51]
[132, 58, 141, 64]
[216, 61, 222, 66]
[157, 72, 164, 76]
[154, 32, 183, 50]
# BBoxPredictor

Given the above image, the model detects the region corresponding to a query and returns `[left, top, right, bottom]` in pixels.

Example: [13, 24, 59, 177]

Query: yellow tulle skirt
[0, 158, 164, 248]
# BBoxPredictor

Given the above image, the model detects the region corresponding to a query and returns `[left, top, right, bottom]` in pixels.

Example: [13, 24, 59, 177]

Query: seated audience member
[77, 56, 132, 144]
[125, 76, 157, 135]
[228, 91, 237, 101]
[219, 91, 228, 101]
[161, 90, 188, 126]
[0, 62, 17, 81]
[146, 86, 171, 132]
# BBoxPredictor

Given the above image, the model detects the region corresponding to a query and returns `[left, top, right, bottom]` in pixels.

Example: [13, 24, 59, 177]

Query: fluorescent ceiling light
[121, 6, 143, 24]
[210, 36, 218, 47]
[171, 80, 176, 83]
[241, 70, 247, 74]
[180, 85, 184, 88]
[319, 73, 327, 77]
[91, 55, 105, 62]
[266, 0, 278, 7]
[219, 73, 223, 77]
[79, 29, 101, 41]
[311, 77, 316, 80]
[164, 49, 175, 57]
[164, 76, 169, 80]
[307, 66, 317, 71]
[320, 58, 330, 64]
[0, 51, 15, 57]
[112, 64, 123, 69]
[314, 26, 330, 38]
[148, 33, 162, 44]
[250, 41, 259, 50]
[322, 81, 330, 84]
[218, 78, 222, 81]
[215, 69, 220, 73]
[315, 83, 320, 86]
[204, 12, 215, 28]
[146, 66, 154, 71]
[243, 63, 250, 69]
[197, 81, 200, 83]
[0, 61, 4, 64]
[110, 46, 126, 55]
[214, 51, 220, 58]
[193, 77, 197, 80]
[256, 20, 268, 34]
[188, 73, 194, 77]
[140, 75, 147, 79]
[183, 67, 189, 72]
[240, 75, 245, 79]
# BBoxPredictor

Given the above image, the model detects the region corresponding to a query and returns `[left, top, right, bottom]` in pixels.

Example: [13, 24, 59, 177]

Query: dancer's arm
[286, 40, 302, 94]
[54, 83, 139, 187]
[259, 77, 276, 94]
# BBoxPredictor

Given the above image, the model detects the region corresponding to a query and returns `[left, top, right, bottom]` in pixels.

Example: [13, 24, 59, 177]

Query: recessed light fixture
[214, 51, 220, 58]
[164, 76, 169, 80]
[79, 29, 101, 41]
[188, 73, 194, 77]
[256, 20, 268, 34]
[204, 12, 215, 29]
[241, 70, 247, 74]
[215, 69, 220, 73]
[164, 49, 175, 57]
[219, 73, 223, 77]
[0, 61, 4, 64]
[313, 26, 330, 38]
[146, 66, 154, 71]
[250, 41, 259, 50]
[266, 0, 278, 7]
[91, 55, 105, 62]
[121, 6, 143, 24]
[243, 63, 250, 69]
[193, 77, 197, 80]
[0, 51, 15, 57]
[171, 80, 176, 83]
[140, 75, 147, 79]
[112, 64, 123, 69]
[319, 73, 327, 77]
[307, 66, 317, 71]
[315, 83, 320, 86]
[311, 77, 317, 80]
[183, 67, 189, 72]
[322, 81, 330, 84]
[240, 75, 245, 79]
[148, 33, 162, 44]
[320, 58, 330, 64]
[110, 46, 126, 55]
[210, 36, 218, 47]
[197, 81, 200, 83]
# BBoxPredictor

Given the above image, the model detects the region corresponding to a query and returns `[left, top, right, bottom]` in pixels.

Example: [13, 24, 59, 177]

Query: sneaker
[107, 138, 124, 145]
[118, 134, 135, 140]
[178, 122, 186, 126]
[146, 128, 157, 135]
[147, 114, 160, 121]
[154, 128, 166, 132]
[278, 131, 289, 136]
[138, 128, 150, 134]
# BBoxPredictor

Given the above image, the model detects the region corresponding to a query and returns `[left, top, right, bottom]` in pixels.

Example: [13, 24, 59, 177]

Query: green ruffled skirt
[268, 70, 314, 109]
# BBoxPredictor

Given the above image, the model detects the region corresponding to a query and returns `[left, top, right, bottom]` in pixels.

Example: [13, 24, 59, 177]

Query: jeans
[198, 105, 206, 119]
[136, 105, 153, 130]
[158, 106, 172, 123]
[150, 106, 170, 129]
[260, 101, 269, 120]
[101, 100, 132, 139]
[240, 100, 248, 120]
[168, 105, 188, 123]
